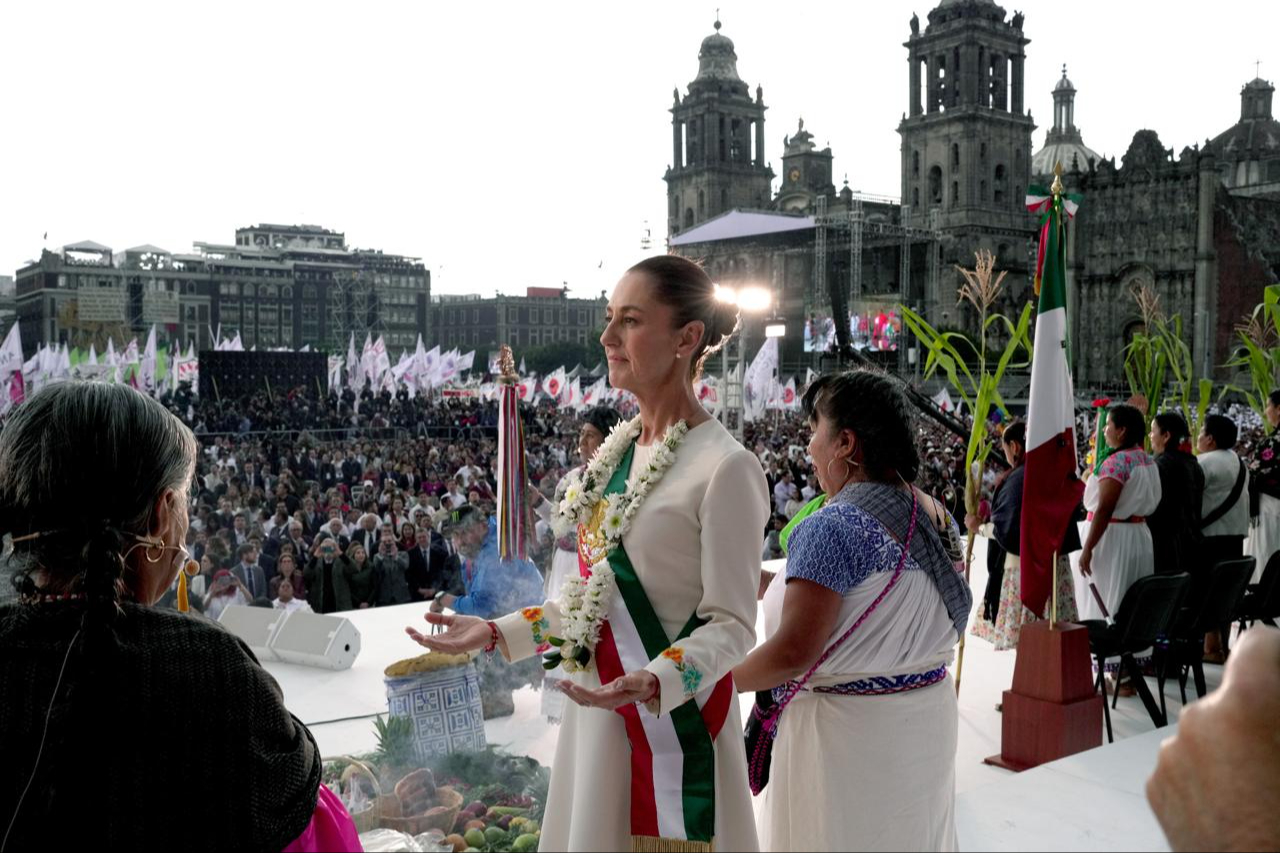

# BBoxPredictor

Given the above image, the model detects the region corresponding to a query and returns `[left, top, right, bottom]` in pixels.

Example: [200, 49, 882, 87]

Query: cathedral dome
[1032, 140, 1099, 176]
[1032, 64, 1099, 177]
[695, 19, 742, 83]
[1206, 77, 1280, 191]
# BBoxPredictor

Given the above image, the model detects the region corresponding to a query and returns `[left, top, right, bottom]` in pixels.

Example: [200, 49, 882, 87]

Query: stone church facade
[666, 1, 1280, 385]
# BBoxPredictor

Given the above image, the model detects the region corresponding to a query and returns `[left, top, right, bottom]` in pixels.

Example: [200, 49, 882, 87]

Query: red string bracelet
[643, 675, 661, 706]
[483, 621, 500, 654]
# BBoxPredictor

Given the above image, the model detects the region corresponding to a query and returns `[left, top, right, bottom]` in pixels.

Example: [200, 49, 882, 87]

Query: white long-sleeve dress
[495, 418, 769, 852]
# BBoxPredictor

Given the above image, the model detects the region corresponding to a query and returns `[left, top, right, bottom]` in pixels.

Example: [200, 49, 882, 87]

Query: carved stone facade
[1070, 128, 1280, 385]
[664, 4, 1280, 383]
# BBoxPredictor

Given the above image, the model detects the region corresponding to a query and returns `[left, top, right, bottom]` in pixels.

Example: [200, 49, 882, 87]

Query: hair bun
[710, 299, 741, 344]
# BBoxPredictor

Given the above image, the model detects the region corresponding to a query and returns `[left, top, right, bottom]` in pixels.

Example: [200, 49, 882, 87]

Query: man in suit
[319, 453, 340, 492]
[406, 527, 436, 602]
[230, 513, 250, 547]
[349, 513, 380, 558]
[283, 520, 311, 557]
[341, 453, 363, 488]
[301, 498, 323, 537]
[321, 515, 351, 554]
[231, 544, 269, 603]
[242, 461, 267, 493]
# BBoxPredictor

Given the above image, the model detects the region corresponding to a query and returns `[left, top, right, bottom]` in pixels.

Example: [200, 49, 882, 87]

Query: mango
[484, 826, 507, 845]
[512, 833, 539, 853]
[463, 828, 487, 849]
[444, 834, 468, 853]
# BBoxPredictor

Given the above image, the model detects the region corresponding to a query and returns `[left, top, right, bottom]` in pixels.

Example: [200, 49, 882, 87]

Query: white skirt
[1245, 493, 1280, 584]
[1072, 521, 1154, 620]
[759, 675, 958, 852]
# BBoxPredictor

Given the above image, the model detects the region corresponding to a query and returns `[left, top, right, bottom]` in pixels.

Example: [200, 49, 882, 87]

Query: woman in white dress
[408, 255, 768, 852]
[734, 371, 972, 852]
[1074, 403, 1162, 690]
[538, 405, 622, 724]
[1246, 390, 1280, 584]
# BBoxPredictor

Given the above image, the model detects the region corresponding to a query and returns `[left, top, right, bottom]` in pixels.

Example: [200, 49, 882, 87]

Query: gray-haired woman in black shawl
[0, 383, 344, 851]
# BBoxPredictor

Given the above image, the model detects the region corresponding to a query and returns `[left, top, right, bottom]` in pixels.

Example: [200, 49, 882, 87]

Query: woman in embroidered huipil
[1074, 403, 1162, 622]
[1246, 390, 1280, 583]
[734, 371, 972, 852]
[407, 256, 768, 853]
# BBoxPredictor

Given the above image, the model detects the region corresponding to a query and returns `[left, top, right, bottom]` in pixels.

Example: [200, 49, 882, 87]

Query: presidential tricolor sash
[579, 442, 734, 852]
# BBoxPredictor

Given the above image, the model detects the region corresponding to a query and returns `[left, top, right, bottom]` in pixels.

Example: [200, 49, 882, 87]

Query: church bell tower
[665, 18, 774, 236]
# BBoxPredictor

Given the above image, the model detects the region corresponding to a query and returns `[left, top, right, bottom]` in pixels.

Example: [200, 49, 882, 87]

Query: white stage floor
[261, 537, 1215, 851]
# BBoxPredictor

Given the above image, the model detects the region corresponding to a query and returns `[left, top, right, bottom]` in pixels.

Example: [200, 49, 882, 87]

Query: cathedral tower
[898, 0, 1037, 317]
[665, 19, 774, 236]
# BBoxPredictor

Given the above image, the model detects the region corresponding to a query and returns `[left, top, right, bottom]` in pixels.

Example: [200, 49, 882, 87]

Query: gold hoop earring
[826, 457, 852, 485]
[145, 538, 165, 564]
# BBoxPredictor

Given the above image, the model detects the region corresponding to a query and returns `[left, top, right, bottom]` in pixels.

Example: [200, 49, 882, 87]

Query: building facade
[664, 18, 774, 236]
[667, 3, 1280, 386]
[13, 224, 429, 356]
[430, 287, 607, 353]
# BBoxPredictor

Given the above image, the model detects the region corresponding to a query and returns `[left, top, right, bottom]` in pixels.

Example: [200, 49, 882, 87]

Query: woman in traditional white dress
[408, 255, 768, 853]
[1246, 390, 1280, 584]
[537, 405, 623, 724]
[735, 371, 972, 852]
[1074, 404, 1162, 685]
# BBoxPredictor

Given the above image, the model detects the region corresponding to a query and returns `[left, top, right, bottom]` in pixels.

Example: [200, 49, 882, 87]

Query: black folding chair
[1162, 557, 1254, 703]
[1082, 573, 1190, 743]
[1237, 551, 1280, 633]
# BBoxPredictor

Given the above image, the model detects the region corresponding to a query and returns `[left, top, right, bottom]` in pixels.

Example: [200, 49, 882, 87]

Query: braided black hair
[2, 383, 197, 618]
[801, 369, 920, 483]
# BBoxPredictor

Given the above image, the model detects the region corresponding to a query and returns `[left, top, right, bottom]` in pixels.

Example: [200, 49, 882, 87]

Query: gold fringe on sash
[631, 836, 714, 853]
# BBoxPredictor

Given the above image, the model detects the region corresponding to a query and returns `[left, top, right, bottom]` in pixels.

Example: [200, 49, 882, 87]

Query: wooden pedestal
[984, 621, 1103, 772]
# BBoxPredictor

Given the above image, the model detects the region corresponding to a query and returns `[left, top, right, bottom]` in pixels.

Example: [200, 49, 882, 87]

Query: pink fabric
[283, 784, 363, 852]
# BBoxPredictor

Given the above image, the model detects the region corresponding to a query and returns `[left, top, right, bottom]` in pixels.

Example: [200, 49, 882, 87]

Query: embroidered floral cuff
[494, 606, 550, 663]
[643, 645, 705, 717]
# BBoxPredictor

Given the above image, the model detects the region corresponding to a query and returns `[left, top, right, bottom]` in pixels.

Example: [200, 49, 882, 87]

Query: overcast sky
[0, 1, 1272, 298]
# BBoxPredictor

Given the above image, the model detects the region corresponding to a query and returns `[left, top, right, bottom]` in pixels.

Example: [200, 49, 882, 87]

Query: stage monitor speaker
[217, 606, 290, 661]
[269, 611, 362, 670]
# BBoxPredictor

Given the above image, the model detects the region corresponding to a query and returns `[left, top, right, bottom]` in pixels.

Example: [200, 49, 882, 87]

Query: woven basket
[333, 756, 398, 835]
[377, 782, 464, 835]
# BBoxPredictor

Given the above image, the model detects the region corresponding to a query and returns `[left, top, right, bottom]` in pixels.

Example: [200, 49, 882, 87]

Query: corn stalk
[900, 249, 1033, 564]
[1124, 284, 1220, 445]
[1226, 284, 1280, 420]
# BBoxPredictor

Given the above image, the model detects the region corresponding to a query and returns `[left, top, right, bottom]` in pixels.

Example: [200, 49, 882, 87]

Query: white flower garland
[545, 416, 690, 673]
[551, 562, 616, 673]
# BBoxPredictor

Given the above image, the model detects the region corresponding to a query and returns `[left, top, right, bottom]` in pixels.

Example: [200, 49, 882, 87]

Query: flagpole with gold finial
[1049, 160, 1064, 630]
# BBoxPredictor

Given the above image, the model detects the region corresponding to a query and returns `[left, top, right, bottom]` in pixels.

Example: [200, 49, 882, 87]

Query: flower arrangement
[544, 416, 691, 672]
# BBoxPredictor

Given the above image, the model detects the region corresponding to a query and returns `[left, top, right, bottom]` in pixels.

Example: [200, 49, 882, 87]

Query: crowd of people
[128, 373, 1280, 652]
[1, 277, 1277, 851]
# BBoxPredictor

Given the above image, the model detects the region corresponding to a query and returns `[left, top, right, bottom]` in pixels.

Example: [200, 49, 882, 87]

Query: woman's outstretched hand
[405, 611, 492, 654]
[559, 671, 658, 711]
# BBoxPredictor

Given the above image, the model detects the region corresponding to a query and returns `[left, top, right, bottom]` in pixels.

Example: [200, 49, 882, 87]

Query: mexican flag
[1020, 180, 1084, 616]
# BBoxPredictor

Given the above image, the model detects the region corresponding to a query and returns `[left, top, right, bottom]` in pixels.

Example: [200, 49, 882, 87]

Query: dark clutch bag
[743, 690, 779, 795]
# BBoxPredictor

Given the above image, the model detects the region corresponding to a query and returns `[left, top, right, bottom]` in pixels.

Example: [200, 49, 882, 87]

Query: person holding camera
[203, 569, 252, 622]
[303, 533, 356, 614]
[373, 529, 411, 607]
